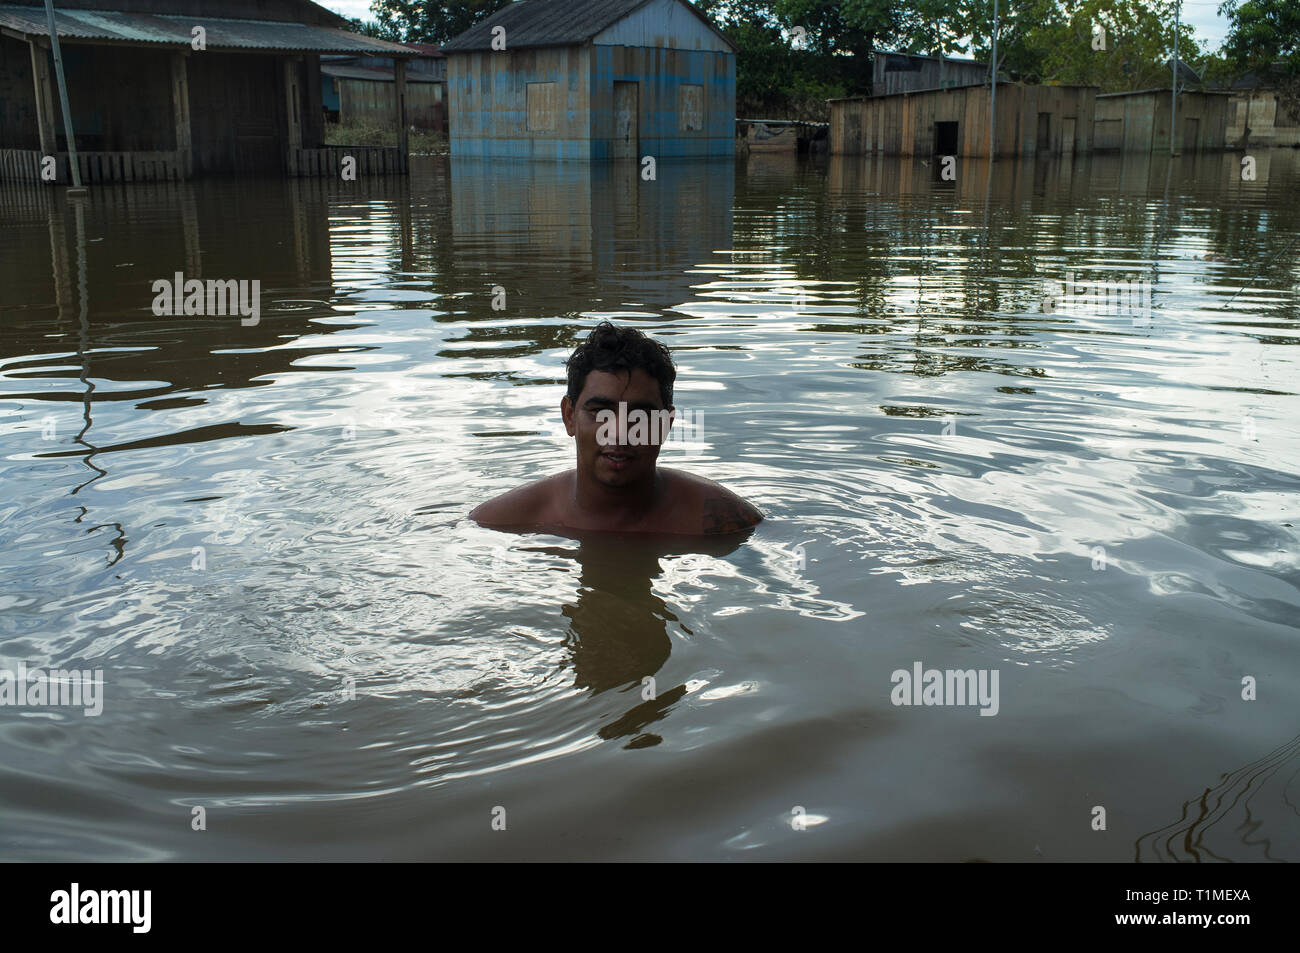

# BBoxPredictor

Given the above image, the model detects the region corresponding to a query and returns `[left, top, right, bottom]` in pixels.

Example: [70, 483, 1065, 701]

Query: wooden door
[1182, 117, 1199, 153]
[1061, 117, 1076, 155]
[613, 81, 638, 159]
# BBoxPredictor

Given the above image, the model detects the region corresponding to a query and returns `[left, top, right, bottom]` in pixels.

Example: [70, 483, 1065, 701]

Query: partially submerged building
[442, 0, 736, 160]
[830, 83, 1097, 157]
[0, 0, 415, 183]
[1093, 89, 1231, 153]
[1226, 90, 1300, 148]
[1211, 69, 1300, 149]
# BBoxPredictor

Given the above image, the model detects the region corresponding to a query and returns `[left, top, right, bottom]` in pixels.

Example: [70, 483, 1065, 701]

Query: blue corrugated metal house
[442, 0, 736, 159]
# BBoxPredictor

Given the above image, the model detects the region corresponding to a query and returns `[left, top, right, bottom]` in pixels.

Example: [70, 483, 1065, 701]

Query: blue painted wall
[588, 45, 734, 159]
[448, 43, 735, 160]
[321, 75, 340, 112]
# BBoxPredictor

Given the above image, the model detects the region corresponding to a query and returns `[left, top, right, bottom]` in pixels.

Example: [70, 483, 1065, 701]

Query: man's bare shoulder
[469, 472, 570, 527]
[661, 468, 764, 535]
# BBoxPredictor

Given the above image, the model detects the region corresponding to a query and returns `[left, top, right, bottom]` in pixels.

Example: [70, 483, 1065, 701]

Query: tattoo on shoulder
[702, 496, 762, 534]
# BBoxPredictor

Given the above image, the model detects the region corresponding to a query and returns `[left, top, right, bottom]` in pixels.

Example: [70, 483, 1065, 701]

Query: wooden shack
[830, 83, 1097, 158]
[0, 0, 415, 184]
[1093, 89, 1231, 153]
[442, 0, 736, 160]
[1226, 90, 1300, 148]
[871, 51, 989, 97]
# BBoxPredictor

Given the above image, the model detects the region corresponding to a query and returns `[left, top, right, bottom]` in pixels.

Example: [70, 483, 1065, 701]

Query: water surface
[1, 150, 1298, 861]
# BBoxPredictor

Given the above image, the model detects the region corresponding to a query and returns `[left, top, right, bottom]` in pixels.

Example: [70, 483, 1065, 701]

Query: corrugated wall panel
[448, 41, 733, 159]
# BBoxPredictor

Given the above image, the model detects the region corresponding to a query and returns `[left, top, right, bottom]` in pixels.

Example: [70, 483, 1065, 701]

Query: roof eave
[443, 0, 737, 55]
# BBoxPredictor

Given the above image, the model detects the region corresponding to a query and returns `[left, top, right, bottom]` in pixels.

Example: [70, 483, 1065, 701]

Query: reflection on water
[0, 149, 1298, 860]
[1136, 731, 1300, 863]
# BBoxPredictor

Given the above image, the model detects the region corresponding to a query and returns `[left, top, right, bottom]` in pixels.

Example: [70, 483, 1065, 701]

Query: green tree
[961, 0, 1062, 84]
[700, 0, 872, 117]
[343, 18, 398, 40]
[900, 0, 975, 62]
[1034, 0, 1201, 92]
[1220, 0, 1300, 71]
[1219, 0, 1300, 136]
[368, 0, 511, 44]
[770, 0, 903, 57]
[956, 0, 1202, 91]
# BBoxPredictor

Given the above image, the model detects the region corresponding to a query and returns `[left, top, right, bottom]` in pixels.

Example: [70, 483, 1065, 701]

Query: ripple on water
[0, 154, 1298, 859]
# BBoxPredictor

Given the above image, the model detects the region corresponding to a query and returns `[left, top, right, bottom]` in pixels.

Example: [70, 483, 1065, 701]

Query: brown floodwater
[1, 150, 1297, 861]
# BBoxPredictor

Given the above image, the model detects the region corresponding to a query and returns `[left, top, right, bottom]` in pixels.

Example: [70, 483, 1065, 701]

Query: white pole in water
[989, 0, 999, 161]
[43, 0, 85, 192]
[1170, 0, 1181, 156]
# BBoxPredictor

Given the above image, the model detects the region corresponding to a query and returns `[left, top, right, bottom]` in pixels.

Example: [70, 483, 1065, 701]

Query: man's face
[562, 368, 673, 489]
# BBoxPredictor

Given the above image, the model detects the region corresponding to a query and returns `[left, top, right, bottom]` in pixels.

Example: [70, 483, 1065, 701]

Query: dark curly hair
[565, 321, 676, 409]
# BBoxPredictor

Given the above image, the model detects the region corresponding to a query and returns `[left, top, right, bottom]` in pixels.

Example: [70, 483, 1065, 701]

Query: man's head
[565, 321, 676, 410]
[561, 322, 677, 489]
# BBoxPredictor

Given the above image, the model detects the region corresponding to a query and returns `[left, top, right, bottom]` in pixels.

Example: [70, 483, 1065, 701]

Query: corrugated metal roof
[0, 4, 414, 54]
[875, 50, 987, 68]
[1097, 88, 1231, 98]
[321, 63, 440, 83]
[443, 0, 654, 52]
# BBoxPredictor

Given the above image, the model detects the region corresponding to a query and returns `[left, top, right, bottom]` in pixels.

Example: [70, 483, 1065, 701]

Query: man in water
[471, 321, 762, 536]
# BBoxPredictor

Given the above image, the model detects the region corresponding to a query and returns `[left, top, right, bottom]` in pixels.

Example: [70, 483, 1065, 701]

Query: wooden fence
[0, 149, 182, 184]
[2, 146, 407, 183]
[288, 146, 408, 176]
[0, 149, 42, 183]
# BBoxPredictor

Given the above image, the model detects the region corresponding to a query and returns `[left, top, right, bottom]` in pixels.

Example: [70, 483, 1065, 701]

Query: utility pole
[989, 0, 1000, 161]
[43, 0, 86, 193]
[1170, 0, 1181, 156]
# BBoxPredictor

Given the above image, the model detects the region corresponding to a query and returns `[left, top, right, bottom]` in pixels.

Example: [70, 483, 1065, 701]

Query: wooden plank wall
[188, 52, 287, 174]
[831, 85, 1096, 157]
[0, 35, 40, 150]
[339, 79, 444, 130]
[1094, 92, 1230, 153]
[872, 55, 988, 97]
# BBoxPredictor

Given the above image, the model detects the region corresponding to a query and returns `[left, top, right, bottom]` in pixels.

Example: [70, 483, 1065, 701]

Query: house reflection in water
[448, 157, 735, 322]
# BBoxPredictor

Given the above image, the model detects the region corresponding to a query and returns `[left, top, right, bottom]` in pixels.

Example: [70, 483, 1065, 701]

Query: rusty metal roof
[321, 63, 440, 83]
[1097, 88, 1231, 98]
[444, 0, 643, 52]
[443, 0, 732, 53]
[0, 4, 414, 54]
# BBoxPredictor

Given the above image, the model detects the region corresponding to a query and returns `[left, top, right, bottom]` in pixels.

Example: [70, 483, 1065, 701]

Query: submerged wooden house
[1093, 89, 1231, 153]
[1226, 90, 1300, 148]
[830, 83, 1097, 158]
[0, 0, 416, 184]
[442, 0, 736, 160]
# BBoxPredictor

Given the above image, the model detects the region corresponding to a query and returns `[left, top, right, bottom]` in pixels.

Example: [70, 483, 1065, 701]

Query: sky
[319, 1, 1231, 50]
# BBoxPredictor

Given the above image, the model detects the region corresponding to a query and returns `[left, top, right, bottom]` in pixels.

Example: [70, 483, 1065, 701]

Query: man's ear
[561, 395, 576, 437]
